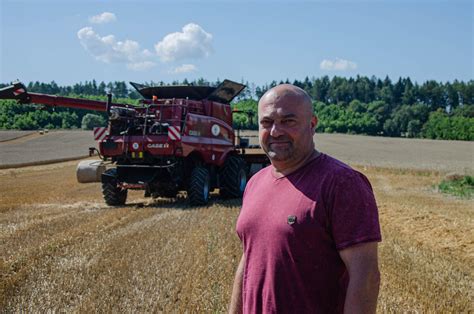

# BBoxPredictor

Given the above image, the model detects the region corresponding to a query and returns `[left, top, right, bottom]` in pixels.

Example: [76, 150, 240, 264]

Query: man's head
[258, 84, 317, 172]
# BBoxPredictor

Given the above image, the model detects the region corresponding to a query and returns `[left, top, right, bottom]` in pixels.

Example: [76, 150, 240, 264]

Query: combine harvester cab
[0, 80, 269, 206]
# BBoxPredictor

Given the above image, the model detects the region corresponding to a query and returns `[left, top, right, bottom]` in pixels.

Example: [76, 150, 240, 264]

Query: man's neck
[272, 150, 320, 178]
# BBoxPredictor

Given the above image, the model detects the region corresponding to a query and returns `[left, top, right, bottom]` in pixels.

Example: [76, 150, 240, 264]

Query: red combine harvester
[0, 80, 268, 205]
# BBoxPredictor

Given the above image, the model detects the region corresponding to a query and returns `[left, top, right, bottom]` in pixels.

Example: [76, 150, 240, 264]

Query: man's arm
[228, 253, 245, 314]
[339, 242, 380, 314]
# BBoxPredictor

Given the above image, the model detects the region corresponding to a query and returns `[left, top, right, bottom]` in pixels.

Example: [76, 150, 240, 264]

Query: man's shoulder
[307, 153, 371, 188]
[247, 164, 273, 185]
[308, 153, 353, 176]
[318, 154, 373, 190]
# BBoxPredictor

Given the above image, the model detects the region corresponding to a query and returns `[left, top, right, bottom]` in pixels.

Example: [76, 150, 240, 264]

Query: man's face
[258, 92, 317, 169]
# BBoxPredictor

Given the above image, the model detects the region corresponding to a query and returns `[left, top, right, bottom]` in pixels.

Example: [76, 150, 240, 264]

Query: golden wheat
[0, 161, 472, 312]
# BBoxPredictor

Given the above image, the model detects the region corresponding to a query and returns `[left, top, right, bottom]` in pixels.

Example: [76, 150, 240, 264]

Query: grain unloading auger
[0, 80, 269, 206]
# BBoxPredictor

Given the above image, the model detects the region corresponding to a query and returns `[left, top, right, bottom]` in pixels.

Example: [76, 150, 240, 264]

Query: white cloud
[127, 61, 157, 71]
[320, 58, 358, 71]
[155, 23, 213, 62]
[77, 27, 155, 71]
[169, 64, 198, 74]
[89, 12, 117, 24]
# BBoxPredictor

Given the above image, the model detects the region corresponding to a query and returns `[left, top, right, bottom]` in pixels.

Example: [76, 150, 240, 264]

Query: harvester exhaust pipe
[106, 92, 112, 117]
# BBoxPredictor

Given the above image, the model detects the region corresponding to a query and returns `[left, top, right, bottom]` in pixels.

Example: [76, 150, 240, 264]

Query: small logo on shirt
[287, 215, 297, 225]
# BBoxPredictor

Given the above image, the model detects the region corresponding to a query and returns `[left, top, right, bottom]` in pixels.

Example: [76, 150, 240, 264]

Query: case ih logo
[93, 127, 108, 141]
[168, 126, 181, 141]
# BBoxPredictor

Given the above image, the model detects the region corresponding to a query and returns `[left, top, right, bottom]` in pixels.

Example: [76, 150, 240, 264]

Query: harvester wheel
[220, 155, 247, 198]
[101, 168, 127, 206]
[188, 166, 210, 206]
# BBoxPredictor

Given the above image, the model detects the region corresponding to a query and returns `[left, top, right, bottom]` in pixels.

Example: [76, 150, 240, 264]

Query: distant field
[1, 130, 472, 173]
[0, 130, 35, 142]
[0, 130, 95, 168]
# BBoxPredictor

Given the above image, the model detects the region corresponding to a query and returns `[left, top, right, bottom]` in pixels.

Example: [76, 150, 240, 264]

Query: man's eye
[282, 119, 296, 126]
[260, 120, 272, 127]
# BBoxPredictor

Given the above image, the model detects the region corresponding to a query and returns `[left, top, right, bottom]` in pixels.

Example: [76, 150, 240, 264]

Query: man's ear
[311, 115, 318, 133]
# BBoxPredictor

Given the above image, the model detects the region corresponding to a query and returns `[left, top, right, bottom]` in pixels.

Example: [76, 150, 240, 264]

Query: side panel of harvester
[182, 112, 234, 166]
[207, 100, 236, 166]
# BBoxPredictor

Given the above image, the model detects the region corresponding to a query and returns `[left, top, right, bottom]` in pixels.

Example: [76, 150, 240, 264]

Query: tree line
[0, 76, 472, 140]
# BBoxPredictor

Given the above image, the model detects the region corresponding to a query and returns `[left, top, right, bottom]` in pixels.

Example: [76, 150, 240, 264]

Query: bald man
[229, 85, 381, 313]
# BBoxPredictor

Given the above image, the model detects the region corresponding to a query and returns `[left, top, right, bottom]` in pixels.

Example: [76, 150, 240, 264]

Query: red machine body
[0, 80, 268, 205]
[100, 97, 235, 167]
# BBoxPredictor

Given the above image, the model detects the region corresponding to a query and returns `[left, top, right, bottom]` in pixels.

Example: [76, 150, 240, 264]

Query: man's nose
[270, 122, 283, 137]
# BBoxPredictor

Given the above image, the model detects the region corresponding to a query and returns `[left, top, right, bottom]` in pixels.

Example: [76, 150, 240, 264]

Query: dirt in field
[0, 160, 472, 312]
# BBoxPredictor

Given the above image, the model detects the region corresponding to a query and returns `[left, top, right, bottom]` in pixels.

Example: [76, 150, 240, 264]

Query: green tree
[311, 76, 330, 102]
[383, 103, 430, 137]
[420, 80, 445, 110]
[61, 111, 79, 129]
[13, 113, 39, 130]
[367, 101, 390, 134]
[407, 120, 422, 138]
[422, 110, 474, 140]
[81, 113, 106, 130]
[232, 99, 258, 129]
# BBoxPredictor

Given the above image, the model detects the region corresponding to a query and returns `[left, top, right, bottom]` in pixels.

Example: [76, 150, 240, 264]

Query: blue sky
[1, 0, 472, 87]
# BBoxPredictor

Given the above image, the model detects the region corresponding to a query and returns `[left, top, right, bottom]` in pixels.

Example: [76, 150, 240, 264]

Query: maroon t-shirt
[236, 153, 381, 313]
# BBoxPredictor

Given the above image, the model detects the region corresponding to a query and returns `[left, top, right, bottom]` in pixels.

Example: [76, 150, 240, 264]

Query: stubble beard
[262, 136, 315, 169]
[265, 142, 295, 162]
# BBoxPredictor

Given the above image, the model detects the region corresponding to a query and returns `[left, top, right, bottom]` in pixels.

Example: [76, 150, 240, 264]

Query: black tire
[188, 166, 210, 206]
[101, 168, 127, 206]
[220, 155, 247, 198]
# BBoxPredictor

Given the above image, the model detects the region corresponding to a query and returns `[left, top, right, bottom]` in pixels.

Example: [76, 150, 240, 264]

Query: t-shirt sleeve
[328, 171, 382, 251]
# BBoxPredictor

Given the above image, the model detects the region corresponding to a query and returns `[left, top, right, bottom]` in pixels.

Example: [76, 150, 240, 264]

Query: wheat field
[0, 160, 472, 312]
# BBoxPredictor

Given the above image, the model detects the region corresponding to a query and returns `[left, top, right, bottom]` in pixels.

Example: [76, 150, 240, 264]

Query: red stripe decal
[93, 127, 107, 141]
[168, 126, 181, 140]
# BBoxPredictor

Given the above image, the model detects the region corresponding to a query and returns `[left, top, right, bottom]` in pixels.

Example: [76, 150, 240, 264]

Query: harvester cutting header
[0, 80, 268, 206]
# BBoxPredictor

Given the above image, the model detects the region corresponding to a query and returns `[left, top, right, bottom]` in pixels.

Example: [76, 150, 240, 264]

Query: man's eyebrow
[260, 113, 297, 120]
